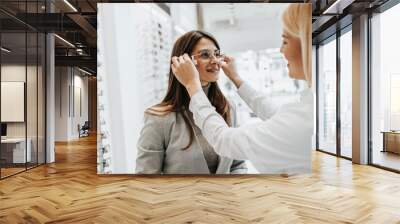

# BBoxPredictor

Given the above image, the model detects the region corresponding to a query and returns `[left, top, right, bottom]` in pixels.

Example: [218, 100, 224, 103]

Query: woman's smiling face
[280, 30, 304, 80]
[191, 38, 222, 85]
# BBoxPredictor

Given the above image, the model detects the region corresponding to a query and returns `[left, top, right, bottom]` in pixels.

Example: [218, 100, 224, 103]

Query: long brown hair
[146, 30, 231, 149]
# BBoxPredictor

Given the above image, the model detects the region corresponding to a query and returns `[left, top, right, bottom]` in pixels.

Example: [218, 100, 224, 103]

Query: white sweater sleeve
[189, 89, 314, 174]
[237, 82, 280, 120]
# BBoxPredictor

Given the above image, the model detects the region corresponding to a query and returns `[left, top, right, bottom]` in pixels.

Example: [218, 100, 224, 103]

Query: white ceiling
[199, 3, 289, 53]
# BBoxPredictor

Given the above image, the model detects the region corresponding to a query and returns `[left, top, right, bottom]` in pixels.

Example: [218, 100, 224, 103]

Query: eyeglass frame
[191, 49, 225, 63]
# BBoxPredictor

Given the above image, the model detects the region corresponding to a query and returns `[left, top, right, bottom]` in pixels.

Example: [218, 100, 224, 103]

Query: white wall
[72, 73, 89, 138]
[1, 82, 25, 122]
[170, 3, 198, 37]
[55, 67, 89, 141]
[1, 65, 26, 130]
[200, 4, 287, 53]
[55, 66, 68, 141]
[1, 63, 46, 164]
[1, 65, 38, 138]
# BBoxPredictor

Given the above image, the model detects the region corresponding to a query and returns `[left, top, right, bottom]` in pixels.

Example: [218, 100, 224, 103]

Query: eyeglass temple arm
[191, 55, 198, 65]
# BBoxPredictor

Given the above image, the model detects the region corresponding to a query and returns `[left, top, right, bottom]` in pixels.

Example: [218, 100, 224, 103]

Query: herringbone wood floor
[0, 135, 400, 224]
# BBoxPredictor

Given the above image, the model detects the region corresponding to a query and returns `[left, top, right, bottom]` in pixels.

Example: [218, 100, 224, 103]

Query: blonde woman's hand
[221, 55, 244, 88]
[171, 54, 202, 97]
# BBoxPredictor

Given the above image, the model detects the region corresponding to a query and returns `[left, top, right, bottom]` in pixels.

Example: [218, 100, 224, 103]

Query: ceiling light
[228, 4, 236, 26]
[78, 67, 92, 76]
[1, 47, 11, 53]
[323, 0, 355, 15]
[63, 0, 78, 12]
[54, 34, 75, 48]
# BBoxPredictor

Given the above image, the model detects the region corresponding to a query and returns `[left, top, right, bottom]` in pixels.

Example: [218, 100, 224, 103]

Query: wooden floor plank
[0, 134, 399, 223]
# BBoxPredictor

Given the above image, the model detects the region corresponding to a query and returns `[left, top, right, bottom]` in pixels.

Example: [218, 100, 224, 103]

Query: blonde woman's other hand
[221, 55, 244, 88]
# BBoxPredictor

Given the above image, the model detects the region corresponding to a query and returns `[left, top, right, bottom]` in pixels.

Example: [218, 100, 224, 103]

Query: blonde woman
[170, 4, 313, 174]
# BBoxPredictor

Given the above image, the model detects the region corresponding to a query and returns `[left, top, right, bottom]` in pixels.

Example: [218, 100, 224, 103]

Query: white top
[189, 82, 314, 174]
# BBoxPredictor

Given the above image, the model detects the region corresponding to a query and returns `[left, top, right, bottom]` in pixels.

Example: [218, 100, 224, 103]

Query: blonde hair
[282, 3, 312, 87]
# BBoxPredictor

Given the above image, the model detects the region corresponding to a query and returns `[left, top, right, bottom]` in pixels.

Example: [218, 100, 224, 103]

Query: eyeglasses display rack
[136, 6, 173, 109]
[97, 10, 112, 174]
[97, 4, 173, 174]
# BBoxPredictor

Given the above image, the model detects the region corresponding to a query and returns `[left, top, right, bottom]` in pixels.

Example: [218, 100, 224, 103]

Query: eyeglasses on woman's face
[191, 49, 224, 63]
